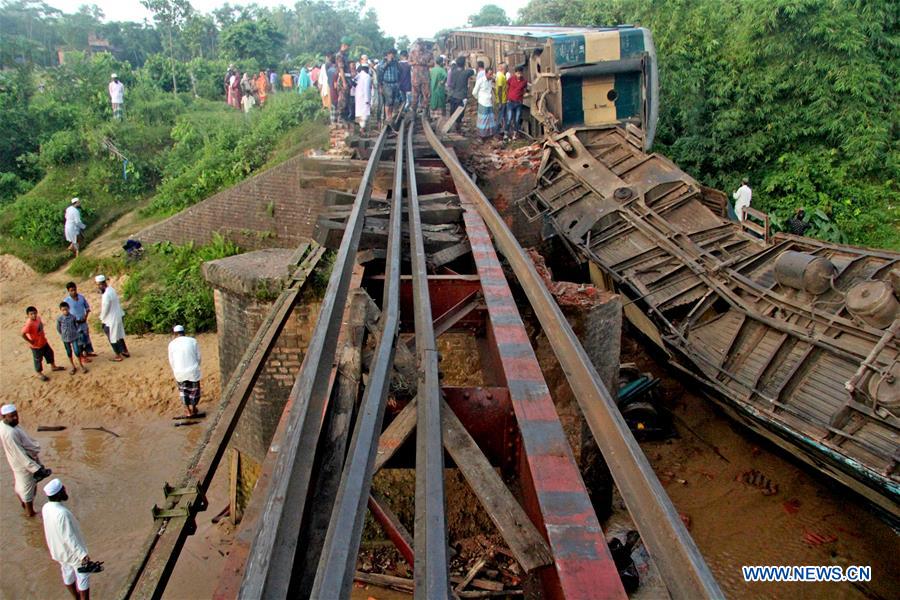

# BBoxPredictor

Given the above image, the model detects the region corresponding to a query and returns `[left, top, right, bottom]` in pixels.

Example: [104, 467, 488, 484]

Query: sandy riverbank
[0, 252, 229, 599]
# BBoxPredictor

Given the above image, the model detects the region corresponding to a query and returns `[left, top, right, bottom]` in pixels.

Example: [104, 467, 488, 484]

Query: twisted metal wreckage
[520, 126, 900, 520]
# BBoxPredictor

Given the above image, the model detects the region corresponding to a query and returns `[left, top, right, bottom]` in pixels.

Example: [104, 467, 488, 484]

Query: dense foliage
[122, 234, 240, 334]
[146, 90, 326, 215]
[518, 0, 898, 248]
[0, 0, 376, 271]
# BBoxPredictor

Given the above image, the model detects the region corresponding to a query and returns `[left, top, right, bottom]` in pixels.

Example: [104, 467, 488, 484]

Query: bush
[7, 197, 74, 248]
[39, 130, 87, 168]
[122, 234, 241, 334]
[145, 91, 327, 215]
[0, 172, 33, 204]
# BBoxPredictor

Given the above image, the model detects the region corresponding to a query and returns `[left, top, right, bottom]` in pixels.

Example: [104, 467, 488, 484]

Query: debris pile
[528, 248, 617, 309]
[465, 139, 542, 177]
[354, 535, 526, 597]
[325, 124, 353, 157]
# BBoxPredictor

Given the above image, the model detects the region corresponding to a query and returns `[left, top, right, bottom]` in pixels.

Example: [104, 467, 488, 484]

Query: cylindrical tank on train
[846, 280, 899, 329]
[774, 251, 835, 295]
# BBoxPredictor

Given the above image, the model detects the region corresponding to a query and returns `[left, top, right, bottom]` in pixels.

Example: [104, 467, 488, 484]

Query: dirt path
[0, 252, 226, 599]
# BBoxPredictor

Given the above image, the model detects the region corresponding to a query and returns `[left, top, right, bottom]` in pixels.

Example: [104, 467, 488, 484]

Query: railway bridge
[118, 119, 722, 600]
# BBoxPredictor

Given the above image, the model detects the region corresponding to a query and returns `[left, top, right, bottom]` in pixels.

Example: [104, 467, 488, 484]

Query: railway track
[120, 118, 722, 599]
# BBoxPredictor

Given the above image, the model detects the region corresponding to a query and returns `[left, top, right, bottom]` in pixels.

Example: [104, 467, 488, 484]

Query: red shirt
[507, 76, 527, 103]
[22, 317, 48, 349]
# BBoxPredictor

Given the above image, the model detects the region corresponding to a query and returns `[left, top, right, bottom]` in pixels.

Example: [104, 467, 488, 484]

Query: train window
[607, 89, 619, 102]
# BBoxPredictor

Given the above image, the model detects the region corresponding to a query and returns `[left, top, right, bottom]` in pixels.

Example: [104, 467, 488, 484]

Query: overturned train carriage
[445, 26, 658, 149]
[520, 126, 900, 519]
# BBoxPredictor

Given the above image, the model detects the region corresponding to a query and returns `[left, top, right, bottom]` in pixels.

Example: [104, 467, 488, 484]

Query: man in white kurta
[355, 66, 372, 130]
[732, 178, 752, 222]
[96, 275, 128, 361]
[1, 404, 46, 516]
[168, 325, 202, 417]
[109, 73, 124, 119]
[42, 478, 93, 598]
[65, 198, 86, 256]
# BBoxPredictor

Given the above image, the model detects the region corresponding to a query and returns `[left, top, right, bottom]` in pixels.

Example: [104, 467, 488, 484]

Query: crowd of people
[8, 250, 204, 595]
[312, 39, 531, 138]
[221, 37, 533, 137]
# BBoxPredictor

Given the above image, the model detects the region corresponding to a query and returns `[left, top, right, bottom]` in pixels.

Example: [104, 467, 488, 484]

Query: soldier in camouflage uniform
[409, 40, 434, 116]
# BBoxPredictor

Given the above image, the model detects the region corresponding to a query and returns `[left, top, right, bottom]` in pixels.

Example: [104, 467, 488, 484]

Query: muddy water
[628, 340, 900, 600]
[0, 418, 210, 599]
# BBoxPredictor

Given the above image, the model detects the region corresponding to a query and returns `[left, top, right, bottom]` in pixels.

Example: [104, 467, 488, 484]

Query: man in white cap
[42, 478, 100, 599]
[109, 73, 124, 119]
[96, 275, 129, 361]
[65, 198, 86, 257]
[168, 325, 202, 417]
[1, 404, 51, 517]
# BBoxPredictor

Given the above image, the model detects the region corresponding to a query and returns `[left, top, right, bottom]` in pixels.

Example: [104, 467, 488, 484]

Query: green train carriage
[444, 25, 659, 150]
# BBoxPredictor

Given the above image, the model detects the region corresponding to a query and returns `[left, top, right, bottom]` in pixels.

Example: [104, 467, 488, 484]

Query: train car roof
[449, 25, 641, 38]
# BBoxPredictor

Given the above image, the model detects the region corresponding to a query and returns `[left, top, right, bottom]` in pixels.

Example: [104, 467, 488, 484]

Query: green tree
[0, 0, 62, 67]
[219, 16, 285, 67]
[140, 0, 192, 94]
[467, 4, 510, 27]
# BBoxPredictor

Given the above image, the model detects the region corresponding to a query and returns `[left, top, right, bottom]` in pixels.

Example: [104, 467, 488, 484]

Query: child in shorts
[56, 303, 88, 374]
[21, 306, 65, 381]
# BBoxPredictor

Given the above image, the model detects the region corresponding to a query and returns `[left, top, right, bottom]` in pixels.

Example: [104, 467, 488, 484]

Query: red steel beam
[367, 492, 415, 566]
[460, 190, 626, 599]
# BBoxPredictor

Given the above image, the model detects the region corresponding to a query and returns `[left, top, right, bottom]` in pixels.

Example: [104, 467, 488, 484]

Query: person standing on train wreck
[95, 275, 129, 361]
[472, 67, 498, 139]
[169, 325, 202, 418]
[732, 178, 752, 222]
[409, 40, 433, 116]
[1, 404, 51, 517]
[429, 56, 447, 117]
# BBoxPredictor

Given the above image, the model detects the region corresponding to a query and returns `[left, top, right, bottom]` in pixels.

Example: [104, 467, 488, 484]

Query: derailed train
[444, 26, 659, 149]
[443, 25, 899, 520]
[522, 126, 900, 521]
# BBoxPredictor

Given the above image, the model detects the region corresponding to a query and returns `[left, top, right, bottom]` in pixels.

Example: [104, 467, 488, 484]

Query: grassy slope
[0, 162, 149, 272]
[0, 118, 329, 274]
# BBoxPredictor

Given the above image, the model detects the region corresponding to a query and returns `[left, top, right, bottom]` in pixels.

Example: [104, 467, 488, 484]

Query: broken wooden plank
[441, 105, 465, 134]
[373, 397, 418, 473]
[429, 240, 472, 269]
[354, 571, 414, 593]
[324, 189, 357, 206]
[441, 399, 553, 573]
[455, 555, 489, 593]
[316, 218, 463, 252]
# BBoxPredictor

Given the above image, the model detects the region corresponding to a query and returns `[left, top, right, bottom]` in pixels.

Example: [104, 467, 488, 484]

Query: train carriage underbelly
[520, 125, 900, 521]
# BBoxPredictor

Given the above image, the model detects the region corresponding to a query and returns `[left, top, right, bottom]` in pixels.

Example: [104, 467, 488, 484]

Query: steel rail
[240, 126, 389, 600]
[310, 120, 406, 598]
[422, 118, 723, 600]
[406, 121, 452, 598]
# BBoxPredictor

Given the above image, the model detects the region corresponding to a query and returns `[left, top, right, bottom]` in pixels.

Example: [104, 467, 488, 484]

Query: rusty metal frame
[423, 117, 723, 600]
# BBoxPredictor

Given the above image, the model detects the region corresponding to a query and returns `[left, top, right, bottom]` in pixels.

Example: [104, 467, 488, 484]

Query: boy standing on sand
[57, 303, 88, 374]
[21, 307, 65, 381]
[63, 282, 96, 360]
